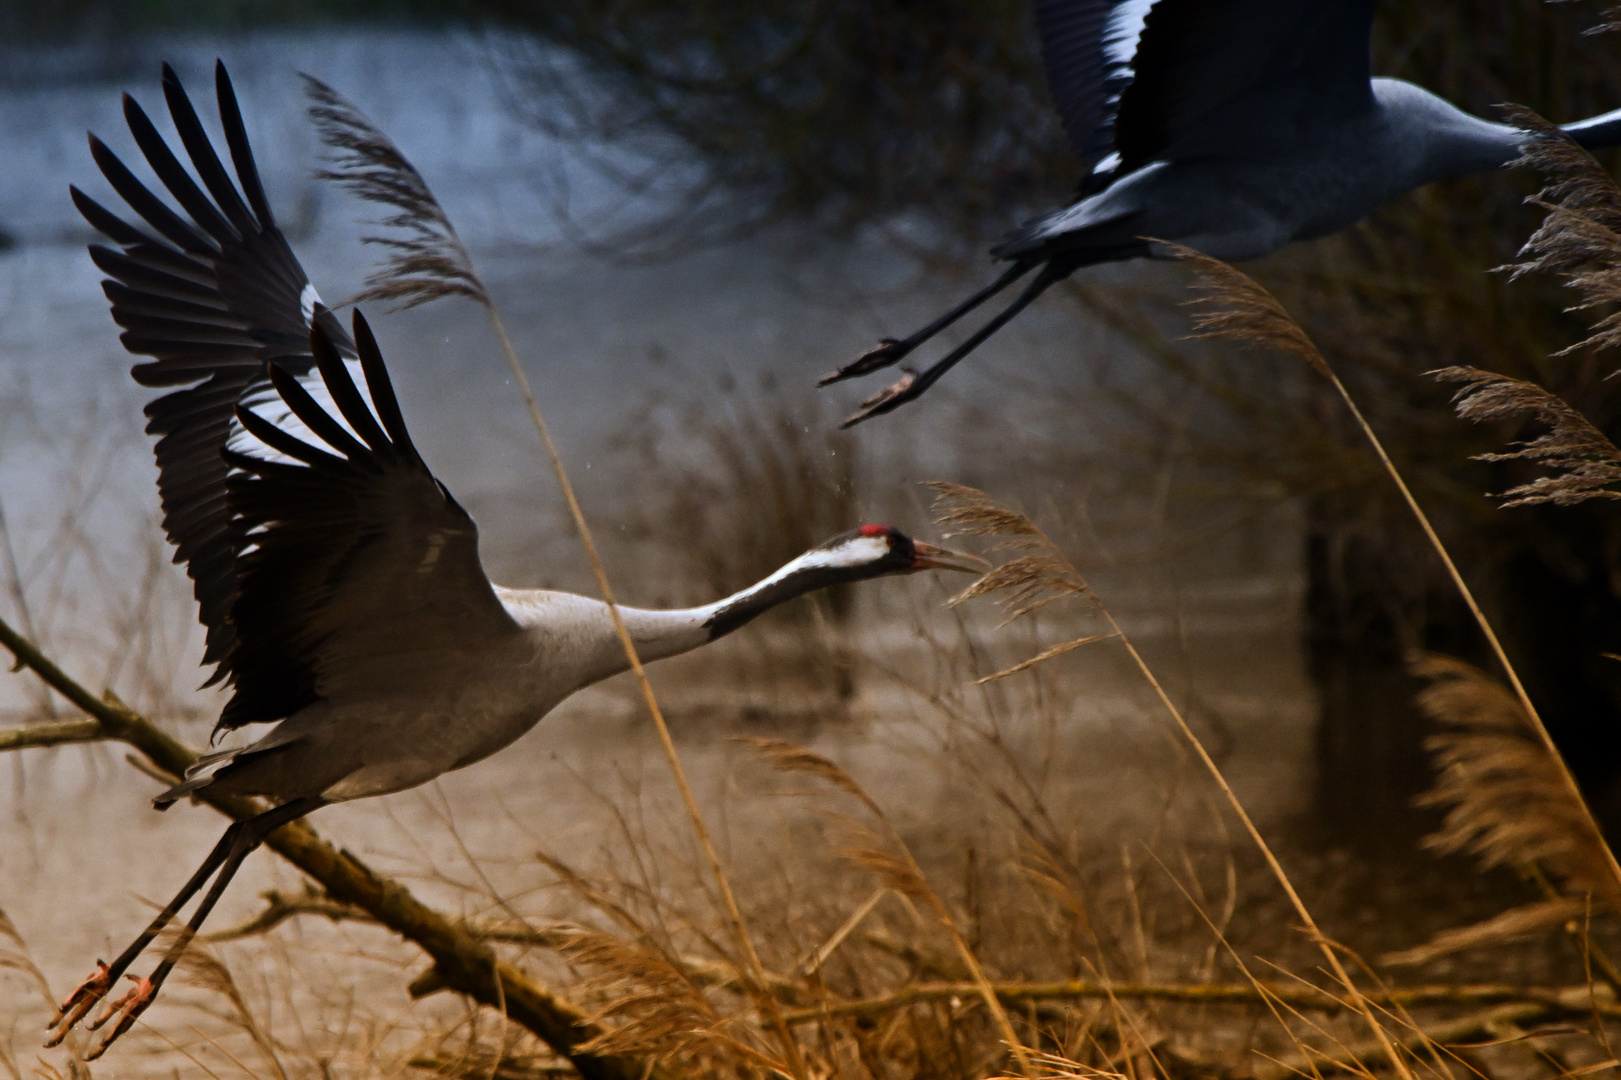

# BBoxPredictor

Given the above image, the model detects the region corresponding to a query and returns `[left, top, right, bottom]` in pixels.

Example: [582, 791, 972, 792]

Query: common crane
[825, 0, 1621, 425]
[47, 62, 984, 1057]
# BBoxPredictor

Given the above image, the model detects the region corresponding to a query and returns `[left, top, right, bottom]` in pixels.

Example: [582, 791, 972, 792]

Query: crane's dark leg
[820, 260, 1036, 386]
[46, 796, 323, 1055]
[838, 258, 1076, 427]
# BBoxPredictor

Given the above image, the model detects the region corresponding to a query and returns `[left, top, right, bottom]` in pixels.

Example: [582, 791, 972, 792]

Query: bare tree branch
[0, 718, 99, 751]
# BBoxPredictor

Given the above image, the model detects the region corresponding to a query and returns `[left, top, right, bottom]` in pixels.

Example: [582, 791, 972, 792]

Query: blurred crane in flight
[825, 0, 1621, 425]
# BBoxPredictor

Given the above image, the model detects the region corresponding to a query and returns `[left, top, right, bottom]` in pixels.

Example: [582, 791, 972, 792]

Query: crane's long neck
[499, 544, 891, 690]
[1369, 80, 1621, 190]
[618, 549, 875, 662]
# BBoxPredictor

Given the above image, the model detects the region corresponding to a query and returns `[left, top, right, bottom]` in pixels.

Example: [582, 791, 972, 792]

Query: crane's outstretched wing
[1033, 0, 1156, 184]
[1034, 0, 1378, 188]
[72, 60, 356, 680]
[221, 313, 518, 732]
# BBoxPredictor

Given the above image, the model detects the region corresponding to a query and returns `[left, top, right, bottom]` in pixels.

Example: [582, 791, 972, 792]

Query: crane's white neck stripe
[788, 535, 891, 573]
[696, 534, 893, 639]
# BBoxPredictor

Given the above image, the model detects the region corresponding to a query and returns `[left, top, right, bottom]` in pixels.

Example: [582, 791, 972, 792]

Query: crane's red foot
[819, 338, 908, 386]
[840, 369, 918, 428]
[83, 975, 157, 1059]
[44, 960, 111, 1047]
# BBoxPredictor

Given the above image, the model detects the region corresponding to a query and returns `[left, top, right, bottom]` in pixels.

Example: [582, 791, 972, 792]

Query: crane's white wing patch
[1103, 0, 1157, 68]
[299, 283, 322, 325]
[227, 357, 386, 466]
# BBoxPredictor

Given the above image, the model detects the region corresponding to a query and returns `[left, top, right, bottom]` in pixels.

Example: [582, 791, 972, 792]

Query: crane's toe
[83, 975, 158, 1059]
[840, 369, 919, 428]
[43, 960, 112, 1046]
[819, 337, 909, 386]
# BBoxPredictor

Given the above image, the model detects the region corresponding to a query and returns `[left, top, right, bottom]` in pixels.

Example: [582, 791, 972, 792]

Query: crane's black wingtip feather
[349, 310, 420, 461]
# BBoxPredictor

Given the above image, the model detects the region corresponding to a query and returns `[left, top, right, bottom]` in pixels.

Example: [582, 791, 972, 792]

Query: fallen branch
[779, 978, 1620, 1025]
[0, 616, 659, 1080]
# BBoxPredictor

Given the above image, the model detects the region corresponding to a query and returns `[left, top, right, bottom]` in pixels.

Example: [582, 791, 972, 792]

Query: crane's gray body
[1000, 79, 1561, 265]
[172, 592, 716, 803]
[830, 0, 1621, 423]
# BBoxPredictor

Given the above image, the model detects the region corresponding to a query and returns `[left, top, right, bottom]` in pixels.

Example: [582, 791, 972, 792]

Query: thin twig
[0, 718, 99, 751]
[203, 888, 808, 995]
[1256, 1001, 1560, 1080]
[778, 979, 1619, 1025]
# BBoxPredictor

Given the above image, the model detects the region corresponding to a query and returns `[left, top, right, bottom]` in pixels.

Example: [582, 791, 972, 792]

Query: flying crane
[825, 0, 1621, 425]
[47, 62, 984, 1057]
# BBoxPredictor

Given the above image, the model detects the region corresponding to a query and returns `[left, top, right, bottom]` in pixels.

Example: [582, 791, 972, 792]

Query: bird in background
[47, 61, 986, 1057]
[823, 0, 1621, 426]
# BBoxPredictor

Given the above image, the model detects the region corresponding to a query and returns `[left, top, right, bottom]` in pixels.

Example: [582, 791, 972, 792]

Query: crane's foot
[83, 975, 158, 1060]
[44, 960, 111, 1047]
[840, 369, 918, 428]
[819, 337, 909, 386]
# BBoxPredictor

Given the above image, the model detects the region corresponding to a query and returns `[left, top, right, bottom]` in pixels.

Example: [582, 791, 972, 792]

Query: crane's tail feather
[152, 746, 243, 808]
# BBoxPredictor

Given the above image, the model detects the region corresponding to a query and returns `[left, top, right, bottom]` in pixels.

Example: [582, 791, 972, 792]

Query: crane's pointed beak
[910, 541, 989, 574]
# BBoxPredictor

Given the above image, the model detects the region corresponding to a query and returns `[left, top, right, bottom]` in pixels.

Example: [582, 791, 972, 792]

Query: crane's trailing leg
[839, 258, 1076, 427]
[820, 260, 1037, 386]
[46, 796, 323, 1056]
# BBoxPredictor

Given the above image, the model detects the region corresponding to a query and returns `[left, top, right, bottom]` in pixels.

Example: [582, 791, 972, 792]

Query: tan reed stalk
[306, 79, 808, 1079]
[480, 300, 809, 1080]
[744, 737, 1035, 1076]
[1107, 606, 1415, 1080]
[1172, 247, 1621, 904]
[930, 483, 1416, 1080]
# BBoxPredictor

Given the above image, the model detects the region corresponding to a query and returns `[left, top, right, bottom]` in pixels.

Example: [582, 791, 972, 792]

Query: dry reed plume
[305, 75, 487, 310]
[1377, 655, 1621, 970]
[1436, 110, 1621, 507]
[1433, 368, 1621, 506]
[1412, 655, 1618, 902]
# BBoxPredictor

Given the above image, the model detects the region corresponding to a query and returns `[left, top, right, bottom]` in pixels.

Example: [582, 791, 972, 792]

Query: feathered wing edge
[73, 61, 354, 683]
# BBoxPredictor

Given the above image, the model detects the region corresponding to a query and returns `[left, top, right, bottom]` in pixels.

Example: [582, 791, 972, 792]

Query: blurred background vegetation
[11, 0, 1621, 840]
